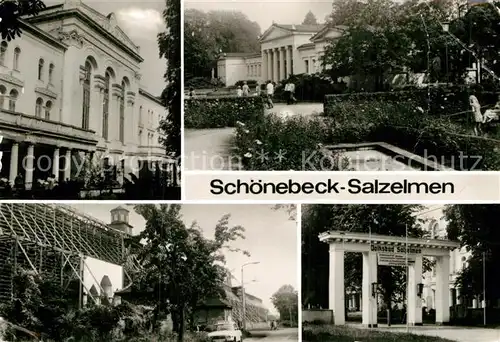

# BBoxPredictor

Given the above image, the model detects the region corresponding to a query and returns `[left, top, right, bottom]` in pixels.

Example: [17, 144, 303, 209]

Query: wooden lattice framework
[0, 203, 134, 306]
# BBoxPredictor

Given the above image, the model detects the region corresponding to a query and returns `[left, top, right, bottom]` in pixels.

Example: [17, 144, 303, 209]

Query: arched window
[81, 61, 91, 129]
[13, 47, 20, 70]
[139, 105, 143, 125]
[429, 221, 439, 239]
[35, 97, 43, 117]
[9, 89, 18, 111]
[45, 101, 52, 120]
[0, 85, 6, 109]
[0, 41, 7, 65]
[119, 80, 125, 143]
[38, 58, 44, 80]
[48, 63, 54, 84]
[138, 129, 142, 145]
[102, 71, 111, 139]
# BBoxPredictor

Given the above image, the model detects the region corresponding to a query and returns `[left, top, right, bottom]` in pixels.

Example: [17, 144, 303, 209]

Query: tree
[302, 205, 432, 323]
[270, 285, 298, 326]
[271, 204, 296, 221]
[0, 0, 46, 40]
[444, 205, 500, 309]
[302, 11, 318, 25]
[158, 0, 181, 160]
[133, 204, 248, 342]
[184, 9, 261, 80]
[322, 0, 455, 90]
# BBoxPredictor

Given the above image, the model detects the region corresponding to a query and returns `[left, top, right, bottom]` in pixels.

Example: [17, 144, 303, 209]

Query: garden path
[184, 102, 323, 171]
[184, 128, 243, 171]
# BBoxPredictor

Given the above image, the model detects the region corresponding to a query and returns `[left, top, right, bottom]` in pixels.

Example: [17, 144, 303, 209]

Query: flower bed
[234, 114, 346, 171]
[185, 96, 265, 129]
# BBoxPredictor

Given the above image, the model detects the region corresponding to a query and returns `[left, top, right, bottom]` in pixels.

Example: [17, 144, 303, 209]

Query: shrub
[274, 73, 346, 102]
[326, 100, 500, 170]
[184, 96, 265, 129]
[185, 77, 224, 89]
[234, 113, 348, 171]
[235, 80, 259, 88]
[324, 85, 498, 119]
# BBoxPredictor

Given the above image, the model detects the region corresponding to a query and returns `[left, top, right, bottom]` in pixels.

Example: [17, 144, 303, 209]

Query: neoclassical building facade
[0, 0, 169, 189]
[217, 23, 344, 86]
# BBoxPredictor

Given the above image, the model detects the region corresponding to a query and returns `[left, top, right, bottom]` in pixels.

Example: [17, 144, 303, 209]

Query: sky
[71, 203, 298, 315]
[185, 0, 333, 32]
[45, 0, 167, 95]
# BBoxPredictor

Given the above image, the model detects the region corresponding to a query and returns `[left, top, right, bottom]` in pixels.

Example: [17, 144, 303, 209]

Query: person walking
[242, 81, 250, 97]
[284, 82, 291, 104]
[266, 80, 274, 109]
[289, 81, 296, 104]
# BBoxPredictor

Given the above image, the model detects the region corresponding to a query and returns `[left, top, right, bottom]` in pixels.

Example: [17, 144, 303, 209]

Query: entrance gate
[320, 231, 460, 327]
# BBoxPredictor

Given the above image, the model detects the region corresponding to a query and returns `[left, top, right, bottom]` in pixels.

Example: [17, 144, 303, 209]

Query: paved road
[246, 328, 298, 341]
[357, 324, 500, 342]
[184, 102, 323, 171]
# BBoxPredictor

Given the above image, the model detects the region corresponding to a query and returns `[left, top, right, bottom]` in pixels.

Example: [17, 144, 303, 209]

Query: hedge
[302, 326, 456, 342]
[274, 73, 346, 103]
[324, 86, 498, 119]
[326, 100, 500, 170]
[184, 96, 265, 129]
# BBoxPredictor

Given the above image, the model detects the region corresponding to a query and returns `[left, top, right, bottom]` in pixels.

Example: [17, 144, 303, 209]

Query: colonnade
[261, 45, 293, 82]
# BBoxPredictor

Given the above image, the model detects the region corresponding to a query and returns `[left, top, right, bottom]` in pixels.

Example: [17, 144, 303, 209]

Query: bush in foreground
[234, 113, 348, 171]
[184, 96, 264, 129]
[302, 326, 456, 342]
[326, 100, 500, 170]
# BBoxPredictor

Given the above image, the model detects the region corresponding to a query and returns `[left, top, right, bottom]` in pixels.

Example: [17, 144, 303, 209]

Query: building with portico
[217, 23, 345, 86]
[0, 0, 171, 190]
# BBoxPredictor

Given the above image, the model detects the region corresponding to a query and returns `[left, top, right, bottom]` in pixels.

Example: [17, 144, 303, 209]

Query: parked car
[207, 322, 242, 342]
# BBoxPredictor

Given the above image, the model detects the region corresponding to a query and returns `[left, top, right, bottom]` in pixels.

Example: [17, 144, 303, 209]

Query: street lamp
[241, 261, 260, 330]
[442, 22, 450, 84]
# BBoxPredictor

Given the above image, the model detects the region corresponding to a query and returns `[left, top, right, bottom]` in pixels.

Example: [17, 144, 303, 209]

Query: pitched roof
[274, 24, 325, 32]
[310, 25, 348, 42]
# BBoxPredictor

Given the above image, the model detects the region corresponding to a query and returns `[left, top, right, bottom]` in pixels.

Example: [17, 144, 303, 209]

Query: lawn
[303, 326, 457, 342]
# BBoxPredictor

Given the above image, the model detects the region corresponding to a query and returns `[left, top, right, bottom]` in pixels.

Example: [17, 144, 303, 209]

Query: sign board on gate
[371, 244, 421, 267]
[377, 253, 416, 267]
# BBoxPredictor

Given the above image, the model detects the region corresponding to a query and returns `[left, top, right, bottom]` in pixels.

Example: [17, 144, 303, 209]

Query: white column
[52, 147, 60, 181]
[435, 254, 451, 324]
[286, 45, 292, 77]
[456, 288, 461, 305]
[9, 142, 19, 185]
[408, 255, 423, 326]
[329, 245, 345, 325]
[267, 50, 272, 82]
[362, 251, 378, 327]
[273, 48, 279, 82]
[25, 144, 34, 190]
[64, 149, 72, 181]
[279, 47, 285, 81]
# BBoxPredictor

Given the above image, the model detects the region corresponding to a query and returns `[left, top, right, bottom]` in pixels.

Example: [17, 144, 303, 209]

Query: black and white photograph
[184, 0, 500, 172]
[0, 0, 181, 199]
[0, 203, 298, 342]
[302, 204, 500, 342]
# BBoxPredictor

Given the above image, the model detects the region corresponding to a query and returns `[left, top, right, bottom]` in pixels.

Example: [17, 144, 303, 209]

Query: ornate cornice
[49, 27, 84, 48]
[34, 87, 58, 99]
[0, 73, 24, 87]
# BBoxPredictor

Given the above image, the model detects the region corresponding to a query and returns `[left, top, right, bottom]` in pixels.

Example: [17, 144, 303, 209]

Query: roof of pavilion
[319, 231, 460, 250]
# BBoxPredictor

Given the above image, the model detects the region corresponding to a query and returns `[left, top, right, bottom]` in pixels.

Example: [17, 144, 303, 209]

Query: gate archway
[320, 231, 460, 327]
